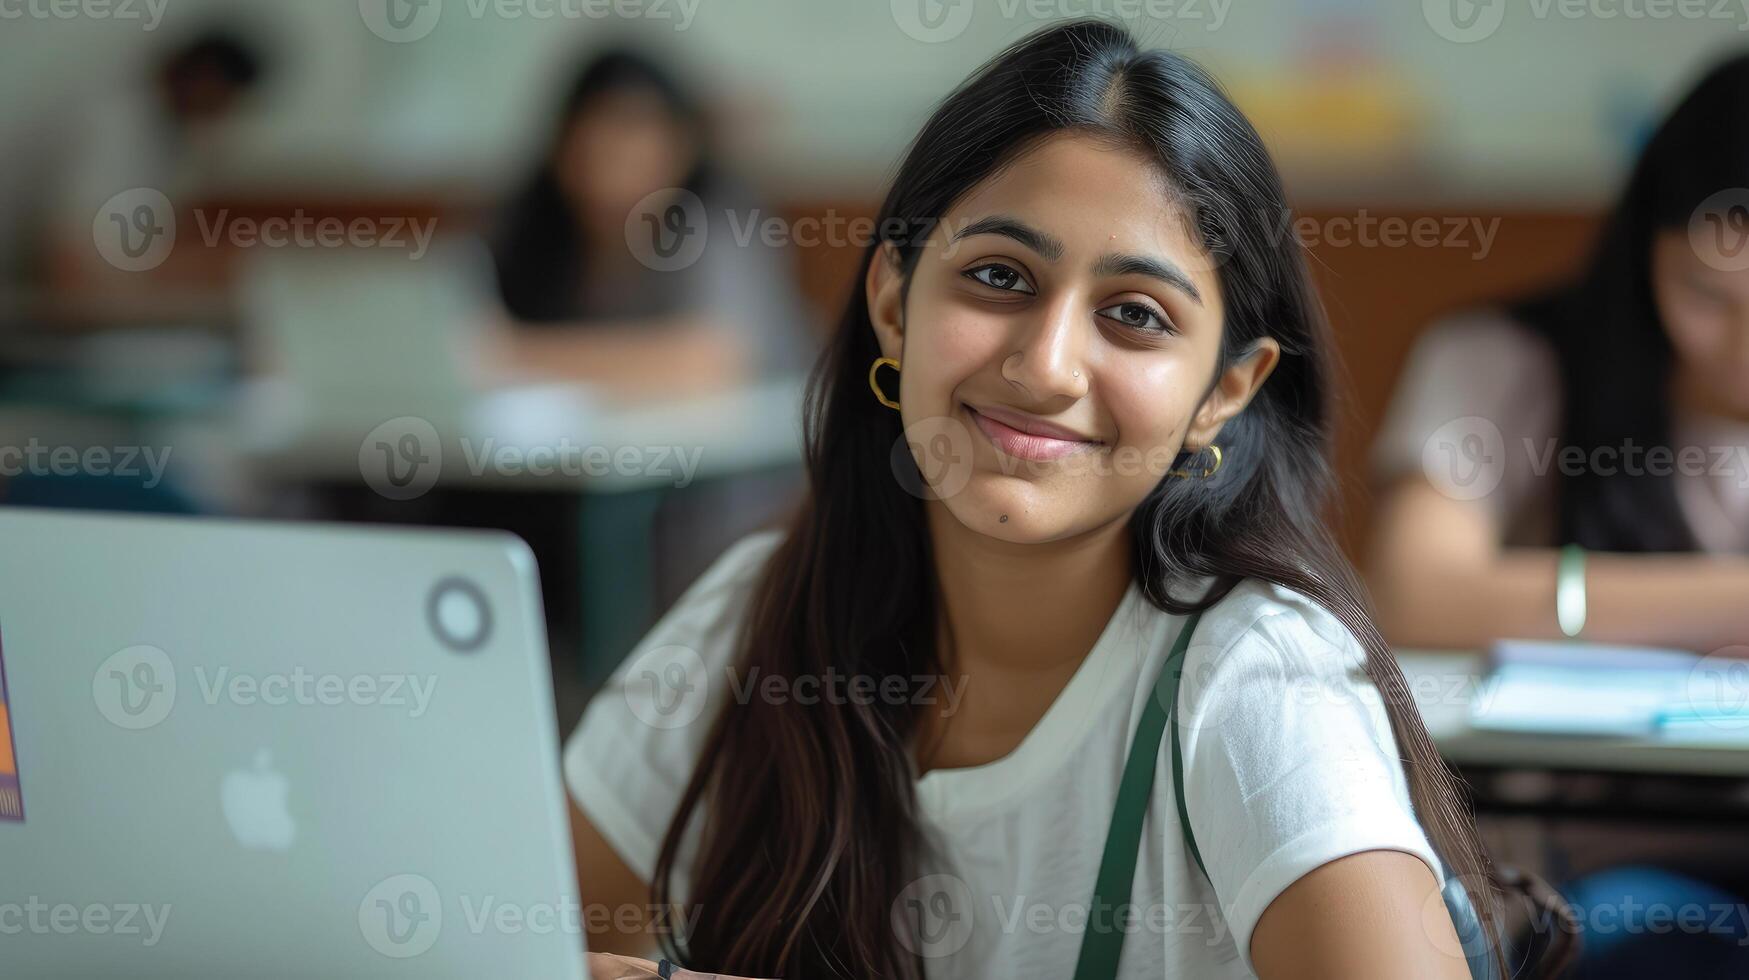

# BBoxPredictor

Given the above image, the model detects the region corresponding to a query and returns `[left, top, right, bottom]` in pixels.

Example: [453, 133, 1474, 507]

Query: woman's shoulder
[1159, 579, 1441, 973]
[1407, 306, 1560, 387]
[561, 531, 786, 893]
[657, 527, 786, 638]
[1175, 577, 1369, 682]
[1372, 305, 1567, 493]
[568, 527, 785, 761]
[592, 527, 786, 692]
[695, 526, 787, 593]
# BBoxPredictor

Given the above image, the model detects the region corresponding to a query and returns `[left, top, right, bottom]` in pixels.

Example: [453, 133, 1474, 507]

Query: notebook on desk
[1470, 639, 1749, 742]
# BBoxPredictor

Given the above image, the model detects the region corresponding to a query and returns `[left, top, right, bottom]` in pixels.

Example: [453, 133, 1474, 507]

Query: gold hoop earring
[1168, 444, 1223, 479]
[868, 356, 901, 411]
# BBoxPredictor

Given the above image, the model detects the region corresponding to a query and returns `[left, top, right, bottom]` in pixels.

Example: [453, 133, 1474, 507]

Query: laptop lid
[0, 508, 587, 979]
[236, 237, 499, 422]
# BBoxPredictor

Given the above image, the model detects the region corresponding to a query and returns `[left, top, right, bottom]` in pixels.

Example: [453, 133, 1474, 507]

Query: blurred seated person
[1368, 53, 1749, 655]
[483, 49, 815, 397]
[40, 25, 270, 302]
[1368, 54, 1749, 980]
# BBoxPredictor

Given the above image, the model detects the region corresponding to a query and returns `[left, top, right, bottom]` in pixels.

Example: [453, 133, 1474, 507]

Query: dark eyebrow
[1092, 253, 1203, 306]
[951, 215, 1064, 262]
[951, 214, 1203, 306]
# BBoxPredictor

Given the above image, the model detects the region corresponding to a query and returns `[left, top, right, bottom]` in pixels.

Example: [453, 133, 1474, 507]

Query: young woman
[484, 48, 815, 395]
[568, 20, 1501, 979]
[1368, 53, 1749, 980]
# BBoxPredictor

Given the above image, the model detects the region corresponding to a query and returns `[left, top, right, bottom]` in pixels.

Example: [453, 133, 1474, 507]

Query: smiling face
[866, 131, 1280, 544]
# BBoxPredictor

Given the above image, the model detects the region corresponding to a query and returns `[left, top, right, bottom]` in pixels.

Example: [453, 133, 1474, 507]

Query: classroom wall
[3, 0, 1744, 203]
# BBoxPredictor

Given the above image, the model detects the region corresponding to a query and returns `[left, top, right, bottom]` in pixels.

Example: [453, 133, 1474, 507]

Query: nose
[1002, 292, 1090, 401]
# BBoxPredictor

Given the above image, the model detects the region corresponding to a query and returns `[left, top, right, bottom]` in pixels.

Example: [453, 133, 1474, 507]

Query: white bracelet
[1556, 544, 1587, 638]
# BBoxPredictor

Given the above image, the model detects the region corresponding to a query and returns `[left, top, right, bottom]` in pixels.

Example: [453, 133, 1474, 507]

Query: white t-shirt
[563, 529, 1444, 978]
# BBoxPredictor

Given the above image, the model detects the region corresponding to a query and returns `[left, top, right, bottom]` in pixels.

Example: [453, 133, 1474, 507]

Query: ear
[864, 241, 906, 361]
[1184, 338, 1282, 448]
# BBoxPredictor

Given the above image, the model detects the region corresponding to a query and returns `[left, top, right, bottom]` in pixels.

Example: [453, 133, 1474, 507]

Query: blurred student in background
[34, 26, 270, 296]
[481, 47, 817, 642]
[1369, 53, 1749, 653]
[1368, 53, 1749, 980]
[485, 48, 816, 396]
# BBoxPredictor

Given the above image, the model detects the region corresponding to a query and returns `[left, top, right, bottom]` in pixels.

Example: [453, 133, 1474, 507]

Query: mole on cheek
[999, 514, 1009, 523]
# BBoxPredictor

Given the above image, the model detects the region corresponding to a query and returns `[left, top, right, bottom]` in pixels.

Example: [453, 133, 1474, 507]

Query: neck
[923, 499, 1133, 673]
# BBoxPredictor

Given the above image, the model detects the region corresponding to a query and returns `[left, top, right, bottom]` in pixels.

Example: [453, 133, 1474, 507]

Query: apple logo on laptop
[221, 749, 297, 850]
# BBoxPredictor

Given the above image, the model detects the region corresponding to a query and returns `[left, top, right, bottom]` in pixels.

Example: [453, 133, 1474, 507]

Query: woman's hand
[587, 951, 775, 979]
[587, 953, 665, 978]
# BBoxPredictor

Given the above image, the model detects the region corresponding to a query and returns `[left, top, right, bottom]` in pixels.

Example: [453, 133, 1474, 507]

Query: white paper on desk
[467, 384, 605, 454]
[1471, 665, 1676, 735]
[1487, 638, 1699, 671]
[1656, 682, 1749, 743]
[1655, 716, 1749, 745]
[1470, 639, 1699, 737]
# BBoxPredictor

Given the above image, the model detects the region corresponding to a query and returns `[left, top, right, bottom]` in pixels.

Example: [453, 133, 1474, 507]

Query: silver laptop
[0, 509, 588, 979]
[235, 236, 500, 424]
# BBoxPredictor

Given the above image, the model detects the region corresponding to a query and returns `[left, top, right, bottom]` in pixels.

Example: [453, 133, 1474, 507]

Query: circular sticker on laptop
[427, 577, 492, 653]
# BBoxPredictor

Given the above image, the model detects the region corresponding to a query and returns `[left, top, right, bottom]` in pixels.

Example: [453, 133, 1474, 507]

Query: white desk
[1399, 650, 1749, 779]
[235, 373, 808, 493]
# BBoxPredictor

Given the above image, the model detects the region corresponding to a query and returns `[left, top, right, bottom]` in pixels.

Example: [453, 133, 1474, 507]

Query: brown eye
[965, 263, 1035, 295]
[1096, 301, 1173, 334]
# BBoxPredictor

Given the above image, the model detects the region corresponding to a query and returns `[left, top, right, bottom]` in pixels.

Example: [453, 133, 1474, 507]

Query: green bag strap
[1170, 656, 1210, 884]
[1070, 610, 1207, 980]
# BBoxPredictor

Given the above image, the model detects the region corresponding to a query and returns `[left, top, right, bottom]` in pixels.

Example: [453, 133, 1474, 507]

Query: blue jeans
[1560, 865, 1749, 979]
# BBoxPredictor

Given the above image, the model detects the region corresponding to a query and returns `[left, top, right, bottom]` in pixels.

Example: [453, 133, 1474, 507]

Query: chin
[937, 476, 1070, 543]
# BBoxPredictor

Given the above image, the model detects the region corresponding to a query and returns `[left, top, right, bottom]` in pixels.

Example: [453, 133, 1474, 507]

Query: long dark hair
[652, 20, 1503, 977]
[490, 47, 713, 322]
[1511, 52, 1749, 552]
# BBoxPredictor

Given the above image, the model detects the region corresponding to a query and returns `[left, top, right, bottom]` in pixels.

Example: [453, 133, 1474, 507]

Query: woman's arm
[572, 800, 776, 979]
[478, 312, 754, 397]
[1367, 475, 1749, 652]
[569, 797, 663, 958]
[1250, 850, 1470, 980]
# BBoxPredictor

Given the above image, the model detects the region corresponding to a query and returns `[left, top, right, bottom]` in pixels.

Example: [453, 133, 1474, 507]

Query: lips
[965, 403, 1102, 462]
